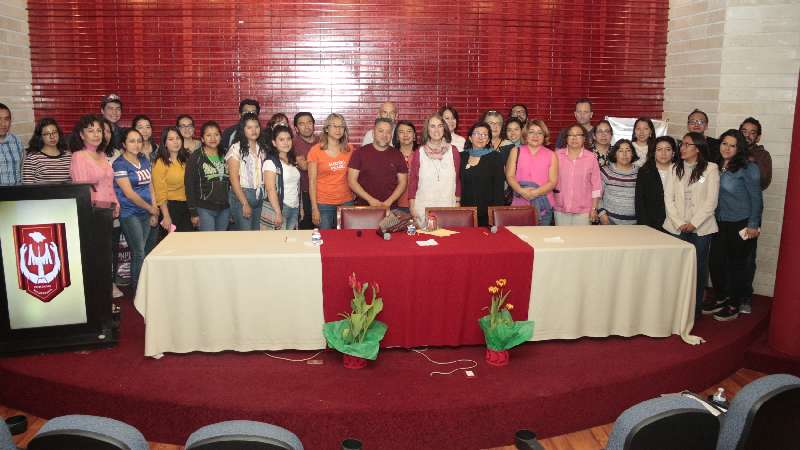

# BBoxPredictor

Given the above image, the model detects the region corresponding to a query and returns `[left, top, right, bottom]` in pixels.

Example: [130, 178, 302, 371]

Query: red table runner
[320, 227, 534, 347]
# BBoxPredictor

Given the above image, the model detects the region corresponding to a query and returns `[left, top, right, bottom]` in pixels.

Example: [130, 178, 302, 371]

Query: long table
[134, 226, 700, 357]
[507, 226, 701, 344]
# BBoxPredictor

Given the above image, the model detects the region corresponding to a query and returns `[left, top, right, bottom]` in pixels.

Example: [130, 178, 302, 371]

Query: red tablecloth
[320, 227, 534, 347]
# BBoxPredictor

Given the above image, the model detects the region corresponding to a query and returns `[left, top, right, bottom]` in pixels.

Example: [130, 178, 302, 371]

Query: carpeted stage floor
[0, 297, 771, 449]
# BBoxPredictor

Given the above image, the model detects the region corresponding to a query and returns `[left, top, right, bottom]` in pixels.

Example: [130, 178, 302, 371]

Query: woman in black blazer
[635, 136, 677, 232]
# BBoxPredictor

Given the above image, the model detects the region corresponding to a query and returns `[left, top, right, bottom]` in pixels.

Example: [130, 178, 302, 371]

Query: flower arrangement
[478, 278, 534, 366]
[323, 272, 388, 366]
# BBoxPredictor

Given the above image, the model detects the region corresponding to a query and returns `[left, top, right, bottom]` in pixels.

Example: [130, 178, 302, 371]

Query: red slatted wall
[27, 0, 668, 141]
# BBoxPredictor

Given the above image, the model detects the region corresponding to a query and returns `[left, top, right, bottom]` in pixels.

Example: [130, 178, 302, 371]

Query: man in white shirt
[361, 101, 398, 145]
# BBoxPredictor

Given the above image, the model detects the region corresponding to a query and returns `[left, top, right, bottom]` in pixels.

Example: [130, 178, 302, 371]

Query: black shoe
[739, 298, 752, 314]
[714, 305, 739, 322]
[702, 297, 727, 315]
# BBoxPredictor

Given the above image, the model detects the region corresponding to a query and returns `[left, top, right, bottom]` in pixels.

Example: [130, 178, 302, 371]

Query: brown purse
[377, 210, 414, 233]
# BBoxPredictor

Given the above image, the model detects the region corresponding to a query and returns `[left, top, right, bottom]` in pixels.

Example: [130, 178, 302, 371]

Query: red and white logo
[13, 223, 71, 302]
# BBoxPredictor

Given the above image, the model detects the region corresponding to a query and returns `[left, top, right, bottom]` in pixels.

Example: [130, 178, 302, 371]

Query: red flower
[348, 272, 357, 289]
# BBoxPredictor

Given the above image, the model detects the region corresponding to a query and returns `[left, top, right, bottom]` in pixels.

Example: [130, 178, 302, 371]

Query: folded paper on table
[417, 228, 460, 237]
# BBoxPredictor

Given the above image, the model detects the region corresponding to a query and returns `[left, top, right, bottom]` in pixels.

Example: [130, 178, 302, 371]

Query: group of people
[0, 96, 770, 321]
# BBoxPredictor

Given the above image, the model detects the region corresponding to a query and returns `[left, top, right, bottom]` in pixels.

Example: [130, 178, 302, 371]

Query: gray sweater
[600, 163, 639, 224]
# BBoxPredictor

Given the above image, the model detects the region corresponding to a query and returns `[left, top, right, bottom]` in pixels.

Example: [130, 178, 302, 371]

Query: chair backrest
[337, 206, 387, 230]
[28, 415, 148, 450]
[607, 396, 720, 450]
[716, 374, 800, 450]
[424, 207, 478, 228]
[186, 420, 303, 450]
[1, 421, 15, 450]
[488, 206, 538, 227]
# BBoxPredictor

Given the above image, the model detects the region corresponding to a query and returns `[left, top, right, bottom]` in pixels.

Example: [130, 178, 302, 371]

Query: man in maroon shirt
[348, 118, 408, 209]
[293, 112, 319, 229]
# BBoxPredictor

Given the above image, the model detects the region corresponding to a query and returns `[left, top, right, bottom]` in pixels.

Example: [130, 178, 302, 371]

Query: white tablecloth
[134, 230, 325, 357]
[507, 226, 702, 345]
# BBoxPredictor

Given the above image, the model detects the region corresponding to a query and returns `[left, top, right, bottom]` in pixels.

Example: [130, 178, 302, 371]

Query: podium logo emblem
[13, 223, 71, 302]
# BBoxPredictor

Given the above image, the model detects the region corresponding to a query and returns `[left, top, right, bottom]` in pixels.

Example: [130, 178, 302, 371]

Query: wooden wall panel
[27, 0, 668, 141]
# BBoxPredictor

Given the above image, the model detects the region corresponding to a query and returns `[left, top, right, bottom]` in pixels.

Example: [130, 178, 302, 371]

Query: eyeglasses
[528, 130, 544, 136]
[679, 142, 697, 148]
[567, 133, 585, 138]
[42, 131, 59, 137]
[471, 132, 488, 138]
[178, 124, 194, 129]
[687, 120, 706, 126]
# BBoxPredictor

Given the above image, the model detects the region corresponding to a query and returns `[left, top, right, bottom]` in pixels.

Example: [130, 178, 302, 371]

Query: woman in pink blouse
[552, 124, 602, 225]
[70, 114, 119, 216]
[506, 119, 558, 225]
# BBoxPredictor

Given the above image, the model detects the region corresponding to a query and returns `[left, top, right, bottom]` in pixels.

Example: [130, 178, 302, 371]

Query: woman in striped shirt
[23, 118, 71, 184]
[598, 139, 639, 225]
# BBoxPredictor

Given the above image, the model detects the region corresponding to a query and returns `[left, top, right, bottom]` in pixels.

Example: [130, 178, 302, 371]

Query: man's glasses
[688, 120, 706, 126]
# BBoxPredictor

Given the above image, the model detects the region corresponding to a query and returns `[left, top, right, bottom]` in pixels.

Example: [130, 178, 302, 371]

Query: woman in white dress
[407, 113, 461, 228]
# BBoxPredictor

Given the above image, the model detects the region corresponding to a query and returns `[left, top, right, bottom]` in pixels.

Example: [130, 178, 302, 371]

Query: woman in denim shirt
[705, 129, 762, 321]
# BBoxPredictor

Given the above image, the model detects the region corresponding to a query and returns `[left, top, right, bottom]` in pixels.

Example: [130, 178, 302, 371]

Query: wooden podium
[0, 183, 118, 354]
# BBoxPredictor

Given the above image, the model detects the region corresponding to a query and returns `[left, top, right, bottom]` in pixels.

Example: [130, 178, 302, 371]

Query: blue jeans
[197, 207, 230, 231]
[283, 206, 300, 230]
[675, 231, 713, 316]
[538, 208, 554, 226]
[317, 201, 353, 229]
[229, 188, 263, 231]
[120, 213, 151, 289]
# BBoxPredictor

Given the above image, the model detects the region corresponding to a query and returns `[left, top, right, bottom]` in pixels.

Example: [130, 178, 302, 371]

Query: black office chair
[185, 420, 303, 450]
[606, 396, 720, 450]
[716, 373, 800, 450]
[27, 414, 148, 450]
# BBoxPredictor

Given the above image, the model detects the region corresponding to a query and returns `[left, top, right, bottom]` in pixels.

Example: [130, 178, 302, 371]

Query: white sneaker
[112, 283, 124, 298]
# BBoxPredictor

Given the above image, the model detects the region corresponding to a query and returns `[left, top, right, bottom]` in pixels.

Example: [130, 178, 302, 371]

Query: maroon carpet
[0, 297, 770, 449]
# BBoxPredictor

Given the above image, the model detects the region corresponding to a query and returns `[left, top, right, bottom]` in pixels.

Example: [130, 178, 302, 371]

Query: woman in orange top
[307, 113, 354, 229]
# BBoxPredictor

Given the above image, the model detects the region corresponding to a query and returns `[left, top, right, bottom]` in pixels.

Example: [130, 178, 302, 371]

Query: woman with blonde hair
[307, 113, 354, 229]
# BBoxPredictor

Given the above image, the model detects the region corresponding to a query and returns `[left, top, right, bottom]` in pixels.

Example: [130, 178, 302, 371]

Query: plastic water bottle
[311, 228, 322, 246]
[407, 223, 416, 235]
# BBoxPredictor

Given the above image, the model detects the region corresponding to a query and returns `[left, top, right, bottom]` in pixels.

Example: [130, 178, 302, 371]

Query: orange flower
[505, 303, 514, 311]
[488, 286, 499, 294]
[496, 278, 507, 287]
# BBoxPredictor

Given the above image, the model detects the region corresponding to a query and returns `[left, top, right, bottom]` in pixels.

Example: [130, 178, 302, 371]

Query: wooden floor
[3, 368, 764, 450]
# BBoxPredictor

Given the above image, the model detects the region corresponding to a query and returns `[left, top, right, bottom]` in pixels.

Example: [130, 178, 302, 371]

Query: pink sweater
[70, 150, 118, 208]
[553, 148, 602, 214]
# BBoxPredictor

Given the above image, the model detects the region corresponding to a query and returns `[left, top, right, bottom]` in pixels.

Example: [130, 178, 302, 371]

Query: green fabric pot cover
[478, 311, 534, 351]
[323, 319, 388, 360]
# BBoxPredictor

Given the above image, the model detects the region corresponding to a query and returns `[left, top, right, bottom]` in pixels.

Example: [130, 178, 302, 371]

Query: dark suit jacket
[635, 163, 667, 232]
